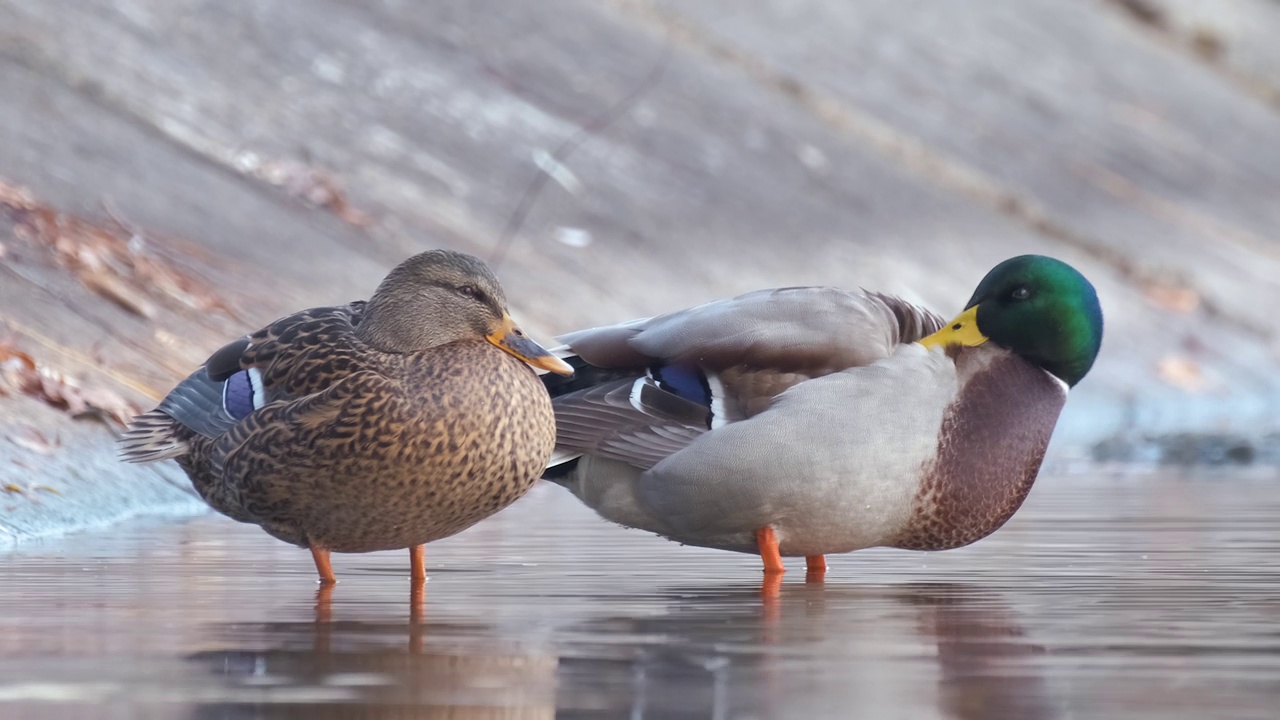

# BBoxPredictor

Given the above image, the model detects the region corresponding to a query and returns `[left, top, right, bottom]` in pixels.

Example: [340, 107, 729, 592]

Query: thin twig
[490, 39, 673, 270]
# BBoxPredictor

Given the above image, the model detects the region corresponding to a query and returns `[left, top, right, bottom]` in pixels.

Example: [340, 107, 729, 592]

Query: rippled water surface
[1, 475, 1278, 719]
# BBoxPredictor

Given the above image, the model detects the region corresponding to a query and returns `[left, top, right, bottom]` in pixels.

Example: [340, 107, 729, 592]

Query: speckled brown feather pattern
[151, 301, 554, 552]
[892, 347, 1065, 551]
[239, 301, 379, 401]
[192, 341, 553, 551]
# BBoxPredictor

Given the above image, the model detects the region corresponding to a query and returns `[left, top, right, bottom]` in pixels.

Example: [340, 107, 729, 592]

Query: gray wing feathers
[555, 323, 649, 368]
[551, 287, 943, 473]
[561, 287, 941, 372]
[632, 287, 905, 370]
[119, 359, 238, 463]
[158, 369, 237, 440]
[864, 291, 947, 345]
[552, 379, 706, 470]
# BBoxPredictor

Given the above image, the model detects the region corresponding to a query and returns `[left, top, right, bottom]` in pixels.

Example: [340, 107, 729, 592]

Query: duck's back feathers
[561, 287, 944, 373]
[237, 301, 370, 399]
[545, 287, 944, 474]
[119, 301, 372, 464]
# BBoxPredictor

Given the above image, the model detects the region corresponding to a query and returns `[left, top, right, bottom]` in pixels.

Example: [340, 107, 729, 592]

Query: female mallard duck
[120, 249, 572, 585]
[542, 255, 1102, 577]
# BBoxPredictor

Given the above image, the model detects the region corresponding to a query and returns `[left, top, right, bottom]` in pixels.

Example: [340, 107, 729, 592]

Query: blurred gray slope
[1, 0, 1278, 543]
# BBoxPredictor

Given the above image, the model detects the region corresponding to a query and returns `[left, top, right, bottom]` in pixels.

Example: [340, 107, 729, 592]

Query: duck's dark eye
[1010, 287, 1031, 301]
[457, 285, 481, 300]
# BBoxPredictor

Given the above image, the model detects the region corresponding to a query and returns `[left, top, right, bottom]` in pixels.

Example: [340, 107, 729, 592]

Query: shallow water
[1, 475, 1278, 719]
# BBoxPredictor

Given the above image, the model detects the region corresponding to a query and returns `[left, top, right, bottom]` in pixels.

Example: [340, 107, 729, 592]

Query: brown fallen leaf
[253, 159, 373, 227]
[0, 340, 35, 369]
[1156, 356, 1206, 392]
[0, 340, 38, 394]
[7, 426, 59, 455]
[1, 177, 236, 317]
[0, 338, 141, 427]
[78, 265, 158, 318]
[0, 483, 58, 500]
[75, 384, 143, 427]
[1143, 284, 1199, 314]
[0, 180, 37, 211]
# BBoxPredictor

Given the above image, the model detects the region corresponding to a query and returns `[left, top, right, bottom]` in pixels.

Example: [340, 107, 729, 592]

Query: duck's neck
[356, 304, 460, 354]
[894, 345, 1067, 551]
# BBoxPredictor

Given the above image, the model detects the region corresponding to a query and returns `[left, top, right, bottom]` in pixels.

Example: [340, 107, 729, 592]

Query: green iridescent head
[921, 255, 1103, 386]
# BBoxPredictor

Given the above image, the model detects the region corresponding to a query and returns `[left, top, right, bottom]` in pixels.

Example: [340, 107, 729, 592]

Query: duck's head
[920, 255, 1103, 387]
[359, 249, 573, 376]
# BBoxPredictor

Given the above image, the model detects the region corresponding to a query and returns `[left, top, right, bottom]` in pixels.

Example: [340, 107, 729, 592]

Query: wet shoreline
[3, 477, 1278, 719]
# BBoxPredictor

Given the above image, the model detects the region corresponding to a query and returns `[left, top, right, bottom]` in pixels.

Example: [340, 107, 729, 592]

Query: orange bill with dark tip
[486, 314, 574, 376]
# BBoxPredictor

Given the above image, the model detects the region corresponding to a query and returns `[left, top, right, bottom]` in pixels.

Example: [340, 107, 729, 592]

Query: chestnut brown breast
[893, 348, 1066, 551]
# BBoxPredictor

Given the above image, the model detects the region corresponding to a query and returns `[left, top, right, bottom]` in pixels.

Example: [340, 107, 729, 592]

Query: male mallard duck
[120, 249, 572, 585]
[542, 255, 1102, 576]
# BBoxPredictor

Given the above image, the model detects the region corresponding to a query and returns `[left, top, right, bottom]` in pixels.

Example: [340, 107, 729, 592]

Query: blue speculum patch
[222, 370, 256, 419]
[652, 363, 711, 407]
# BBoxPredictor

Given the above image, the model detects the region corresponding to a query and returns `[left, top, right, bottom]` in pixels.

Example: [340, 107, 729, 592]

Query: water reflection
[3, 479, 1280, 718]
[187, 590, 557, 718]
[908, 586, 1060, 720]
[555, 583, 1059, 720]
[182, 579, 1057, 720]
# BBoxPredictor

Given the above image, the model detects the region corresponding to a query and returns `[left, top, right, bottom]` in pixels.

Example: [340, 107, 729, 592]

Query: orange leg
[310, 545, 337, 585]
[755, 527, 785, 574]
[409, 579, 424, 648]
[313, 585, 334, 654]
[805, 555, 827, 583]
[314, 584, 334, 624]
[410, 545, 426, 585]
[760, 572, 783, 601]
[409, 554, 426, 647]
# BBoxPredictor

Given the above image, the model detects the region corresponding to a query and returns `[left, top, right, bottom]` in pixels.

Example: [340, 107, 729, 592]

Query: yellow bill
[919, 306, 988, 350]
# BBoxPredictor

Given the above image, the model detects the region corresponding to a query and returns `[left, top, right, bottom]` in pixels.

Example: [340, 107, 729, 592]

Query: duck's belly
[660, 491, 916, 558]
[298, 466, 539, 553]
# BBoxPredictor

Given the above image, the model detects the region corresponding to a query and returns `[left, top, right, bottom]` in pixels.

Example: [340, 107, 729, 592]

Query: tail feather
[117, 409, 188, 463]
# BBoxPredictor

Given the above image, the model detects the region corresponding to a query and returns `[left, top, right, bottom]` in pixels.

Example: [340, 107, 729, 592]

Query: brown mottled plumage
[119, 249, 572, 584]
[891, 348, 1066, 550]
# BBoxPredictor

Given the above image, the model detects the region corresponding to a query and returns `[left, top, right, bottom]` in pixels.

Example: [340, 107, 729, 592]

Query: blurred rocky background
[2, 0, 1278, 542]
